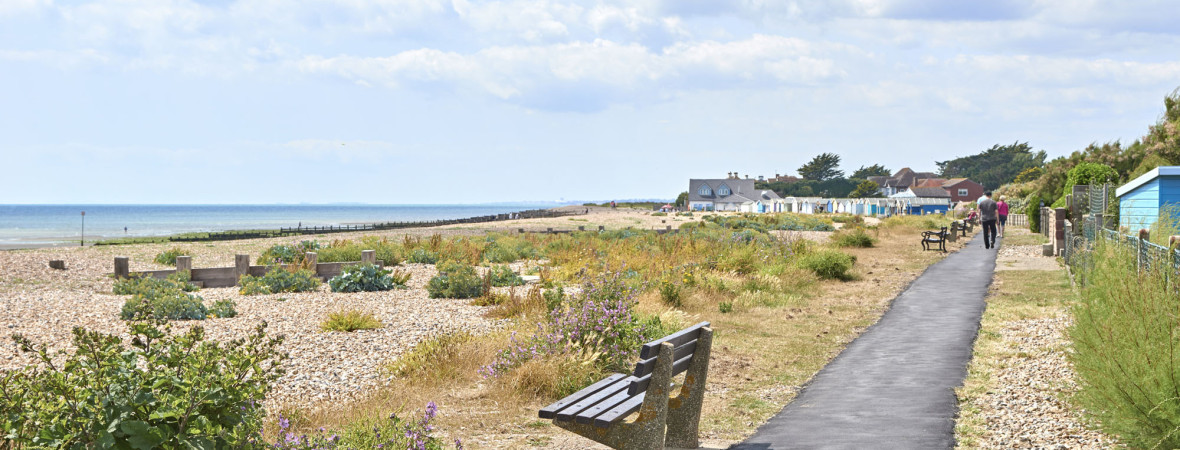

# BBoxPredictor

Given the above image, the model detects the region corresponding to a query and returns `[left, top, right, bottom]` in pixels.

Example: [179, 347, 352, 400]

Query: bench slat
[632, 339, 698, 378]
[627, 353, 694, 396]
[574, 389, 636, 424]
[593, 393, 646, 428]
[539, 373, 626, 419]
[638, 321, 710, 359]
[555, 376, 634, 421]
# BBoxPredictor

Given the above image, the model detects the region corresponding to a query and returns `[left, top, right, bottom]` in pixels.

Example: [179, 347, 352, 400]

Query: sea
[0, 204, 560, 248]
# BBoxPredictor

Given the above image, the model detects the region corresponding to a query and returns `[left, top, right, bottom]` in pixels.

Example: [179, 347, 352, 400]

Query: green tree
[797, 153, 844, 181]
[849, 180, 883, 198]
[850, 164, 890, 179]
[674, 191, 688, 208]
[937, 142, 1047, 190]
[1062, 162, 1117, 198]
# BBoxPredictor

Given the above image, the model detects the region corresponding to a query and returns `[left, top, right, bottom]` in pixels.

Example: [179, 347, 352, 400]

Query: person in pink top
[997, 195, 1010, 237]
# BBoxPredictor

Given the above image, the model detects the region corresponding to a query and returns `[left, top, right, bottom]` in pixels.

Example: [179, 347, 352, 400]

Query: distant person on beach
[978, 191, 998, 249]
[997, 195, 1009, 237]
[124, 226, 127, 234]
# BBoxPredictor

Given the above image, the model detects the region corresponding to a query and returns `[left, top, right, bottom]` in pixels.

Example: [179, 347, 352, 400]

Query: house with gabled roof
[688, 176, 783, 212]
[867, 167, 940, 196]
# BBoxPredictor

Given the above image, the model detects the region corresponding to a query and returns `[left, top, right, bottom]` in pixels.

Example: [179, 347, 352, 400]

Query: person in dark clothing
[978, 191, 999, 249]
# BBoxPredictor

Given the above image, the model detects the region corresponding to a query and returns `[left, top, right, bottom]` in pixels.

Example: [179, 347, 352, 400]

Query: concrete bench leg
[666, 327, 712, 449]
[554, 342, 674, 450]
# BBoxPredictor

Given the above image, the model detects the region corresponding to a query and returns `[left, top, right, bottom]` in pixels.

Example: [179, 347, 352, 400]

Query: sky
[2, 0, 1179, 204]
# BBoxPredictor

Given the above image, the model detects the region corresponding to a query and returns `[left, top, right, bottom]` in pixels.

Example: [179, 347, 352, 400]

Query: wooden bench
[921, 227, 948, 252]
[539, 322, 713, 450]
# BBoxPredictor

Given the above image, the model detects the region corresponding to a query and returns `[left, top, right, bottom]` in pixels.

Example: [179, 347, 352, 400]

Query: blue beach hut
[1116, 166, 1180, 231]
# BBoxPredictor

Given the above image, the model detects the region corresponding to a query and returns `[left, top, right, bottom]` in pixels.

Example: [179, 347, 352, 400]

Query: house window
[958, 189, 968, 196]
[718, 184, 731, 196]
[698, 185, 712, 196]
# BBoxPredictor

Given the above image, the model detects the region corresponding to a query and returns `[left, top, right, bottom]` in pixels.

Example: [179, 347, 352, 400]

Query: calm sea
[0, 204, 556, 246]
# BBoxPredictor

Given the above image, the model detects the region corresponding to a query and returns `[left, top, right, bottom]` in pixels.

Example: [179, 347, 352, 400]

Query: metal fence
[1062, 222, 1180, 285]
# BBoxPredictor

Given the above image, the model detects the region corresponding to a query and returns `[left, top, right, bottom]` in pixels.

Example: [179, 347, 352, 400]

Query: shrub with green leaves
[797, 249, 856, 280]
[209, 299, 238, 318]
[408, 248, 440, 264]
[239, 266, 321, 295]
[832, 227, 876, 248]
[154, 248, 186, 265]
[426, 261, 485, 299]
[486, 265, 524, 287]
[120, 291, 208, 321]
[116, 274, 208, 321]
[0, 320, 286, 448]
[258, 240, 321, 265]
[114, 273, 199, 296]
[481, 236, 538, 263]
[320, 309, 383, 332]
[328, 263, 408, 292]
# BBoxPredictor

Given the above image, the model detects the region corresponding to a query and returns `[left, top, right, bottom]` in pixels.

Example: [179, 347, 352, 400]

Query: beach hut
[1115, 166, 1180, 231]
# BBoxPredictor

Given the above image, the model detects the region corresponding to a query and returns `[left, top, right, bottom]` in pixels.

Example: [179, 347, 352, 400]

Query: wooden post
[234, 255, 250, 283]
[361, 250, 376, 264]
[518, 228, 525, 234]
[114, 257, 129, 279]
[1139, 229, 1150, 275]
[48, 260, 66, 270]
[547, 227, 554, 234]
[175, 256, 192, 276]
[598, 225, 605, 232]
[578, 226, 585, 231]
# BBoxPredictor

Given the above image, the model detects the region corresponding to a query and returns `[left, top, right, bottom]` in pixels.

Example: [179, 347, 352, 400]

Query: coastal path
[731, 233, 997, 449]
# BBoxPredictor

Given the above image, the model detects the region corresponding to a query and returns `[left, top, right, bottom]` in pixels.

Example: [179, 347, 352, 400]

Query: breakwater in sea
[0, 204, 573, 247]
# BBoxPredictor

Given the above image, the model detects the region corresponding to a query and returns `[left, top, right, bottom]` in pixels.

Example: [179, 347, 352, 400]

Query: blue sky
[2, 0, 1179, 204]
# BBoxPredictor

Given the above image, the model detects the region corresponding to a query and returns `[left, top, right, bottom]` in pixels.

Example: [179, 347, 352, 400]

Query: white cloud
[297, 35, 854, 110]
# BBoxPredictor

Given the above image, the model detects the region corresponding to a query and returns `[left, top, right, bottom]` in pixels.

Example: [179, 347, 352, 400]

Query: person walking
[997, 195, 1009, 237]
[978, 191, 999, 249]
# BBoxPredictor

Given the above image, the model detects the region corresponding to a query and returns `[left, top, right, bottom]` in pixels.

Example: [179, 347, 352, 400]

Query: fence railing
[1063, 222, 1180, 285]
[1007, 213, 1028, 228]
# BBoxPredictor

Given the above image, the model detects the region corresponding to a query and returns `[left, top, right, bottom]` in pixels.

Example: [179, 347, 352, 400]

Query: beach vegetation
[797, 249, 856, 280]
[114, 272, 199, 295]
[408, 248, 440, 264]
[482, 234, 539, 263]
[328, 263, 409, 293]
[1068, 229, 1180, 448]
[209, 299, 238, 318]
[239, 266, 321, 295]
[426, 261, 485, 299]
[154, 247, 186, 265]
[267, 403, 457, 449]
[832, 227, 876, 248]
[320, 309, 383, 332]
[316, 236, 404, 266]
[120, 290, 208, 321]
[486, 264, 524, 287]
[258, 240, 322, 265]
[0, 320, 285, 448]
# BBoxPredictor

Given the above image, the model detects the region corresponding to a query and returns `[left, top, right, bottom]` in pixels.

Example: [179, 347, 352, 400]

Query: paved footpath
[731, 233, 997, 450]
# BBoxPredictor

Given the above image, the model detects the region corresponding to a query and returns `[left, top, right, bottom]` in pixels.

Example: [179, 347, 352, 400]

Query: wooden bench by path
[539, 322, 713, 450]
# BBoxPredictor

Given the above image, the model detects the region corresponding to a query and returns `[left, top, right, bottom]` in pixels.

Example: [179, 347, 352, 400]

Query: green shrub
[1069, 236, 1180, 448]
[659, 280, 682, 307]
[316, 237, 404, 266]
[487, 265, 524, 287]
[482, 236, 539, 263]
[258, 240, 321, 265]
[320, 309, 383, 332]
[239, 266, 321, 295]
[209, 299, 237, 318]
[113, 273, 199, 295]
[651, 212, 667, 216]
[0, 321, 286, 447]
[115, 274, 208, 321]
[426, 261, 486, 299]
[408, 248, 440, 264]
[154, 248, 186, 265]
[719, 301, 734, 313]
[543, 286, 566, 311]
[832, 228, 876, 248]
[1026, 195, 1042, 233]
[120, 291, 208, 321]
[797, 249, 856, 280]
[328, 263, 408, 292]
